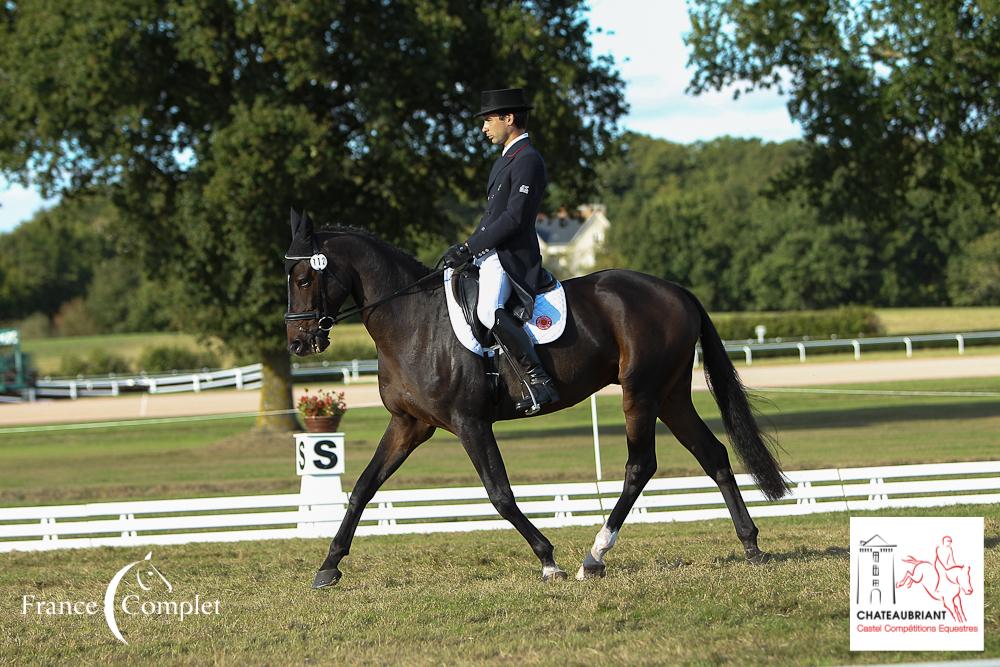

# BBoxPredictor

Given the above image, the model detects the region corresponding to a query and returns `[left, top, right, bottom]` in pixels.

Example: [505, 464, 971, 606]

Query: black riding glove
[443, 243, 471, 268]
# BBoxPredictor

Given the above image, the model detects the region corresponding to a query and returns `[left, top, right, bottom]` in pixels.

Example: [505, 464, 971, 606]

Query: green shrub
[138, 346, 221, 373]
[713, 307, 884, 341]
[16, 312, 53, 339]
[59, 350, 133, 377]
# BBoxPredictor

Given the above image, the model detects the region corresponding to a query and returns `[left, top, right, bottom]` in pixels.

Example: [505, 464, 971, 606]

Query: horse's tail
[683, 287, 789, 501]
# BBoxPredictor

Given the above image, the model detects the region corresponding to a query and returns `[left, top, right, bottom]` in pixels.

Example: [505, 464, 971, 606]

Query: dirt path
[2, 354, 997, 427]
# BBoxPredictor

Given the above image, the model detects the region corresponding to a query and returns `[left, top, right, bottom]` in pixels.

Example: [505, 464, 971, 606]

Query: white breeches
[474, 251, 511, 330]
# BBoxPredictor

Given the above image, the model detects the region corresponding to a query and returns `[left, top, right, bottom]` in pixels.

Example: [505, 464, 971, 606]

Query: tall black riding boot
[491, 309, 560, 415]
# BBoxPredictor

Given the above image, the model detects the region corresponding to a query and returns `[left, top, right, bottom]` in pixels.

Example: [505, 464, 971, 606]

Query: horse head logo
[104, 551, 171, 645]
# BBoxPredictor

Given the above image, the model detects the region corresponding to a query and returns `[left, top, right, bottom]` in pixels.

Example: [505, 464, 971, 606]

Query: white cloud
[588, 0, 802, 144]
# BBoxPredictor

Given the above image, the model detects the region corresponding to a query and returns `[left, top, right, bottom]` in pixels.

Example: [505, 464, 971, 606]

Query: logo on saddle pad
[850, 517, 983, 651]
[534, 315, 553, 330]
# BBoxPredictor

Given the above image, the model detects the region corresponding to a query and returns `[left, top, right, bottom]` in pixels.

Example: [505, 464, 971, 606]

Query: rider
[442, 88, 560, 415]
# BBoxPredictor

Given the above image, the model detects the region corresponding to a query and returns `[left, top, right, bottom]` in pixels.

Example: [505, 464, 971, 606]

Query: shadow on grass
[709, 545, 850, 566]
[495, 400, 1000, 442]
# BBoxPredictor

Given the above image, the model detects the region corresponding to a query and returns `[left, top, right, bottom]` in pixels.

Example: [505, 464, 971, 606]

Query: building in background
[536, 204, 610, 277]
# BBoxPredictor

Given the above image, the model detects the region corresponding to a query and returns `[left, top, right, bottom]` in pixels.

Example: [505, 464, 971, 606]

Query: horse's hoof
[542, 568, 568, 582]
[746, 551, 771, 566]
[575, 563, 607, 580]
[312, 568, 342, 589]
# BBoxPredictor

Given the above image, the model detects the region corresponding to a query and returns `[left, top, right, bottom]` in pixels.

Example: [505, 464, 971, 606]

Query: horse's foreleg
[313, 414, 435, 589]
[577, 392, 658, 580]
[953, 594, 967, 623]
[661, 397, 764, 563]
[457, 421, 565, 581]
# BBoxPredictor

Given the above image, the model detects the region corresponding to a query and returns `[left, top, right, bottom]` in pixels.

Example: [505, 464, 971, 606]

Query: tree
[0, 197, 111, 323]
[0, 1, 625, 429]
[686, 1, 999, 305]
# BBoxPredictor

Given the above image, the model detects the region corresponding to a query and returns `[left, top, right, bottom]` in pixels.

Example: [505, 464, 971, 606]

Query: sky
[0, 1, 801, 234]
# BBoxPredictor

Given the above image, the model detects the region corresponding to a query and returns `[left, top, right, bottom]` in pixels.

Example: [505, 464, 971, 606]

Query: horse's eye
[297, 278, 311, 288]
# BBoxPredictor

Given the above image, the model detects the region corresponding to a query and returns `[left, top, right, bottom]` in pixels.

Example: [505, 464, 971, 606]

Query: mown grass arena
[2, 372, 998, 664]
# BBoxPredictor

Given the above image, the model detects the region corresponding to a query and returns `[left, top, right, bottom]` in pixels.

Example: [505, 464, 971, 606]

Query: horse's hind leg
[660, 395, 765, 563]
[577, 389, 659, 580]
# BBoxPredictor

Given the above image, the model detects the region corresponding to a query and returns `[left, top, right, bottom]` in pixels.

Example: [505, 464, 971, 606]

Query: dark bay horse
[283, 212, 788, 588]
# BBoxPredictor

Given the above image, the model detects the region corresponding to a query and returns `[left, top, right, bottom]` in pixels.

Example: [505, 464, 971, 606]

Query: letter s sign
[313, 440, 339, 470]
[295, 434, 345, 476]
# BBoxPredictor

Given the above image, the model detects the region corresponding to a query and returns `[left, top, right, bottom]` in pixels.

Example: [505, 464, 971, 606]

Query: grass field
[1, 505, 997, 665]
[1, 376, 998, 664]
[1, 377, 998, 507]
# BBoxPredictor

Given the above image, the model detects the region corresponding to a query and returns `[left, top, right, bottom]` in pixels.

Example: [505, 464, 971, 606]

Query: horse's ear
[289, 207, 313, 243]
[301, 211, 315, 239]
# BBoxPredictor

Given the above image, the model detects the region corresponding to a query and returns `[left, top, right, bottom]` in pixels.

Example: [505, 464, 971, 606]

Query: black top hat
[475, 88, 533, 117]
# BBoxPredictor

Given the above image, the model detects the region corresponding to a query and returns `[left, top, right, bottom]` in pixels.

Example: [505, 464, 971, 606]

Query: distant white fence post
[796, 342, 806, 363]
[851, 340, 861, 360]
[743, 345, 752, 366]
[591, 394, 602, 482]
[904, 337, 912, 358]
[956, 334, 965, 355]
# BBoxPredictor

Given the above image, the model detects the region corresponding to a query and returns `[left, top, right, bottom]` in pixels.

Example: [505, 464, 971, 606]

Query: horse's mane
[317, 224, 431, 276]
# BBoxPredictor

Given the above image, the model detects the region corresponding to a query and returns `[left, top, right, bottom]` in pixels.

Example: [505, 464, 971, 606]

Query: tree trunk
[256, 346, 301, 432]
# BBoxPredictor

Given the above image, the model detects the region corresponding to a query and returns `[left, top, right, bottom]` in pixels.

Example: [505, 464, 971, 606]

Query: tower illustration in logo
[856, 534, 896, 605]
[896, 535, 974, 622]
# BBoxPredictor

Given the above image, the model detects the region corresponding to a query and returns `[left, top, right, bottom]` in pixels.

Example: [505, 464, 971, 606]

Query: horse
[283, 210, 789, 588]
[897, 556, 973, 622]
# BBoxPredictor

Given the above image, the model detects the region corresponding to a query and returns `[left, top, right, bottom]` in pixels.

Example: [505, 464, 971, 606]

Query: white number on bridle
[309, 253, 328, 271]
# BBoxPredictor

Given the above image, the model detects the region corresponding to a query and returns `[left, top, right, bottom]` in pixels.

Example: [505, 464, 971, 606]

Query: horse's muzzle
[287, 328, 330, 356]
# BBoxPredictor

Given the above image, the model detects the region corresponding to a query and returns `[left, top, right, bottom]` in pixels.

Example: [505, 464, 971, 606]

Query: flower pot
[304, 415, 343, 433]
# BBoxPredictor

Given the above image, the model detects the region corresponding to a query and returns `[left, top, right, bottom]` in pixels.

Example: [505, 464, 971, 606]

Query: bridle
[284, 249, 445, 332]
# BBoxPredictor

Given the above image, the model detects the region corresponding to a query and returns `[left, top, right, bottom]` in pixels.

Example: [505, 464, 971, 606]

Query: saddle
[446, 264, 567, 403]
[450, 264, 561, 349]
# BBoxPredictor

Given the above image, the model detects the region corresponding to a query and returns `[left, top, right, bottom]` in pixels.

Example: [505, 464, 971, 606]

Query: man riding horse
[442, 88, 559, 416]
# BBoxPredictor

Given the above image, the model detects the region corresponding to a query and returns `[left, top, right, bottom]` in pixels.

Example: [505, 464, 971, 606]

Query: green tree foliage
[0, 197, 111, 321]
[602, 133, 833, 310]
[686, 1, 999, 305]
[947, 230, 1000, 306]
[0, 1, 625, 428]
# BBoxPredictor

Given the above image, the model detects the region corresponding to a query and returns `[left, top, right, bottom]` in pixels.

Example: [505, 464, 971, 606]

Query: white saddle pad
[444, 267, 568, 356]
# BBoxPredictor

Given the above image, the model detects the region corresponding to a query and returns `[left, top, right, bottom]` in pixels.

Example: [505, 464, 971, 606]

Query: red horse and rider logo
[896, 536, 974, 622]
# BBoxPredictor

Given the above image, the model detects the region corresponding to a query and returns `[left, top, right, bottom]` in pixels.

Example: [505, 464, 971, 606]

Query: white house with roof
[536, 204, 610, 277]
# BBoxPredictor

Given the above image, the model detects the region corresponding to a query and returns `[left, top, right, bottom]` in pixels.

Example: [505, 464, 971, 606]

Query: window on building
[873, 551, 880, 563]
[873, 565, 879, 576]
[873, 579, 879, 587]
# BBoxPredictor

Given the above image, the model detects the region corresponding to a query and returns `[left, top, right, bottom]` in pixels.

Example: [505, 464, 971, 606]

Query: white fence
[697, 330, 1000, 366]
[1, 460, 997, 553]
[33, 360, 381, 399]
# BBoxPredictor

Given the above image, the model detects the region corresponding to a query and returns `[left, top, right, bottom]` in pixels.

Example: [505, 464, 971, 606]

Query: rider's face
[481, 113, 513, 146]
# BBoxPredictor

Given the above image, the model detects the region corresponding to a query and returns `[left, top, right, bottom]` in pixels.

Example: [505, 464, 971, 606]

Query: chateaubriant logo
[20, 551, 221, 645]
[850, 517, 983, 652]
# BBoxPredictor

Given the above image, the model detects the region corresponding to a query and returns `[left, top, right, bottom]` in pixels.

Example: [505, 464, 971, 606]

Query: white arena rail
[1, 461, 997, 553]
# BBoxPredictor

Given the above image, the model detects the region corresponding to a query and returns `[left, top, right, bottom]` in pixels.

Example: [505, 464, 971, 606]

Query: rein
[284, 252, 445, 331]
